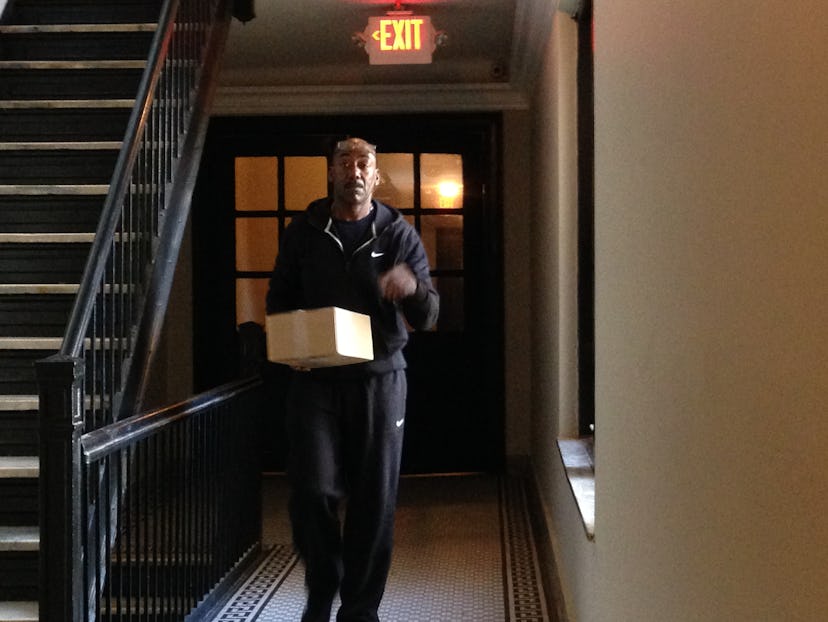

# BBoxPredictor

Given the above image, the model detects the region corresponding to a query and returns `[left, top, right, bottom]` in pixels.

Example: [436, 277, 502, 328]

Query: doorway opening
[192, 114, 504, 474]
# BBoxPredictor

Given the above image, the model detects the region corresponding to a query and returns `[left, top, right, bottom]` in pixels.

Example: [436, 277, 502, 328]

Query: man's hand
[378, 264, 417, 302]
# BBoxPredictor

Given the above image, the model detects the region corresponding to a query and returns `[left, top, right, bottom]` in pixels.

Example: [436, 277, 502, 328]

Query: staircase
[0, 1, 162, 619]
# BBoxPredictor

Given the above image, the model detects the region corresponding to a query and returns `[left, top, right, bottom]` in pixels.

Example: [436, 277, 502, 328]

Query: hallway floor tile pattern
[212, 474, 550, 622]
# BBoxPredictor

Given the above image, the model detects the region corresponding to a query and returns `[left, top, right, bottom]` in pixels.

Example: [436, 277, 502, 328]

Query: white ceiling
[213, 0, 567, 115]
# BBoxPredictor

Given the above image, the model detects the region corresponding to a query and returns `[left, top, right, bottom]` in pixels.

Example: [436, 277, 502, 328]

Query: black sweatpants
[285, 370, 407, 622]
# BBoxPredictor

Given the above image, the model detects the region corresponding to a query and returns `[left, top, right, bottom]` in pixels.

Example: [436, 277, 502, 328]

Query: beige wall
[145, 219, 194, 409]
[533, 2, 828, 620]
[529, 9, 587, 620]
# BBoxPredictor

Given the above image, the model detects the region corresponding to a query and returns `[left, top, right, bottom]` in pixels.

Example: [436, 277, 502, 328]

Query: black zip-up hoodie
[266, 198, 440, 377]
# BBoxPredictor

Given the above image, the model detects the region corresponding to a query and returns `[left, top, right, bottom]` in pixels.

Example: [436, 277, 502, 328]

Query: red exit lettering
[376, 18, 425, 51]
[362, 15, 436, 65]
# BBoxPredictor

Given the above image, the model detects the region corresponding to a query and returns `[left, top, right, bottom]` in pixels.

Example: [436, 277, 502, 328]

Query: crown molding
[210, 0, 558, 117]
[211, 82, 530, 116]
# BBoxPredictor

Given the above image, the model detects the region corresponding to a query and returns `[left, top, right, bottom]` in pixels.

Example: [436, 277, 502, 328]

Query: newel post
[36, 354, 85, 622]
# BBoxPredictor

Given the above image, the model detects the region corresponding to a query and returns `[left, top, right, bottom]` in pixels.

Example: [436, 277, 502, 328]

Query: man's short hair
[333, 137, 377, 158]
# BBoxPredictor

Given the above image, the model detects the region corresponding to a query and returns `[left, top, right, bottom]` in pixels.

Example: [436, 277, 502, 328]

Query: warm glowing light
[437, 181, 462, 208]
[438, 181, 461, 199]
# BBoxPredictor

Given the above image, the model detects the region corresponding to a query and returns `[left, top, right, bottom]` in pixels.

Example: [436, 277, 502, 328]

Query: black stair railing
[35, 0, 235, 620]
[57, 0, 230, 432]
[82, 377, 263, 622]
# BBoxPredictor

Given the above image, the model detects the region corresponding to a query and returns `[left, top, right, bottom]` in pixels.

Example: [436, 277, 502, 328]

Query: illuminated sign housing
[361, 14, 437, 65]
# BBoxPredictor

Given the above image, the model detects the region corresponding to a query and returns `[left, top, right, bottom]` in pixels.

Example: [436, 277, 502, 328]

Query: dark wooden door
[192, 114, 504, 474]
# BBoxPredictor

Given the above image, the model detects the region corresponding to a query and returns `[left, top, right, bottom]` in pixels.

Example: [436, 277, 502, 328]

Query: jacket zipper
[324, 217, 379, 269]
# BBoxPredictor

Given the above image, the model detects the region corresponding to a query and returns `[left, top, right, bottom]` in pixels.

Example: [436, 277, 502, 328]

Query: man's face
[329, 142, 380, 207]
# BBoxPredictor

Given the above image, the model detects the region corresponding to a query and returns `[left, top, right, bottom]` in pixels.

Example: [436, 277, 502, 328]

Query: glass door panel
[284, 156, 327, 212]
[234, 156, 280, 325]
[235, 216, 279, 272]
[431, 276, 464, 333]
[421, 153, 463, 210]
[234, 156, 325, 327]
[375, 153, 414, 209]
[233, 150, 468, 338]
[234, 157, 278, 211]
[420, 214, 463, 270]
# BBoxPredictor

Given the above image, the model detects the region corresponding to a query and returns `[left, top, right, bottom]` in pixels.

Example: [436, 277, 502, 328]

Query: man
[266, 137, 439, 622]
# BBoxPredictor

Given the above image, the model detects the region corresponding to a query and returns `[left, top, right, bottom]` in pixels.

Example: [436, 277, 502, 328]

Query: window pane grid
[233, 151, 465, 332]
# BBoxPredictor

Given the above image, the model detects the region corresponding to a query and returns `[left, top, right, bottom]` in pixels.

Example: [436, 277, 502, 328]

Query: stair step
[0, 234, 95, 243]
[0, 67, 144, 100]
[0, 185, 109, 196]
[0, 395, 107, 412]
[0, 290, 74, 338]
[0, 479, 37, 527]
[0, 0, 166, 610]
[0, 99, 133, 110]
[0, 195, 105, 233]
[0, 457, 38, 479]
[8, 0, 164, 26]
[0, 349, 54, 395]
[0, 147, 119, 185]
[0, 242, 90, 285]
[0, 397, 37, 412]
[0, 338, 62, 350]
[0, 60, 146, 70]
[0, 394, 37, 456]
[0, 337, 126, 350]
[0, 141, 122, 151]
[0, 348, 60, 398]
[0, 549, 37, 600]
[0, 24, 156, 62]
[0, 408, 38, 457]
[101, 598, 193, 618]
[0, 285, 78, 295]
[0, 600, 37, 622]
[0, 528, 38, 553]
[0, 284, 131, 295]
[0, 23, 157, 34]
[0, 107, 132, 141]
[0, 343, 128, 394]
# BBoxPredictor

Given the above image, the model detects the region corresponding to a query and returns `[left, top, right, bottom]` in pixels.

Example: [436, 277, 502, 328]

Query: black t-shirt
[333, 208, 376, 257]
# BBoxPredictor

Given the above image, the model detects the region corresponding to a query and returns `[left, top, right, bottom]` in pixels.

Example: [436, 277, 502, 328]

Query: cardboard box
[265, 307, 374, 368]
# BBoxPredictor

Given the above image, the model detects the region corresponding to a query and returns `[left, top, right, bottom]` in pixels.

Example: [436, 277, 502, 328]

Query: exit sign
[361, 14, 437, 65]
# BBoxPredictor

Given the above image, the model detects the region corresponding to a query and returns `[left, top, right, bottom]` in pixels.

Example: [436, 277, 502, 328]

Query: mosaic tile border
[215, 475, 550, 622]
[500, 477, 550, 622]
[212, 544, 299, 621]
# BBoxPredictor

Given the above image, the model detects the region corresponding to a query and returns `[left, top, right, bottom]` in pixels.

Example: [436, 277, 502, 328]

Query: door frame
[191, 113, 505, 473]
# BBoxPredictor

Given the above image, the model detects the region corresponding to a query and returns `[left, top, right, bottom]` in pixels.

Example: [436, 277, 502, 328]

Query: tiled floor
[212, 473, 551, 622]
